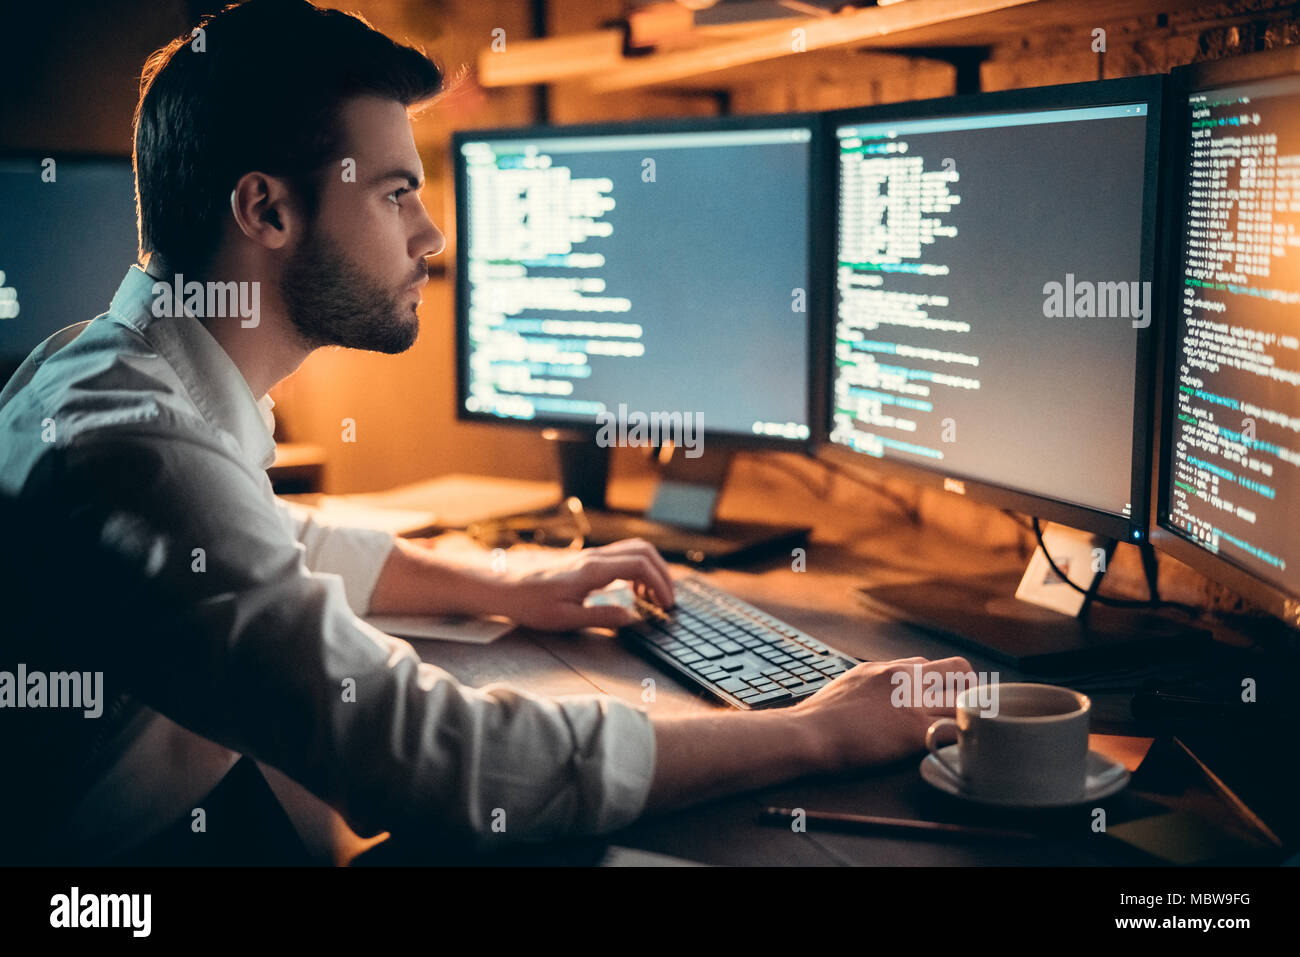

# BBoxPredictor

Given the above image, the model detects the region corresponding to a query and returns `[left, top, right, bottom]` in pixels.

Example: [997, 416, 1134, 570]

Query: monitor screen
[1160, 72, 1300, 600]
[827, 91, 1157, 529]
[454, 120, 817, 444]
[0, 156, 137, 370]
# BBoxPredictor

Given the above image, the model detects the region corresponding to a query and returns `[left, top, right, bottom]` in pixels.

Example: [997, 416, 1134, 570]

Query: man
[0, 0, 966, 863]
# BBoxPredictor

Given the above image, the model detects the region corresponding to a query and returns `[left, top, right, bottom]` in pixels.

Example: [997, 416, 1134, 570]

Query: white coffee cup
[924, 683, 1091, 804]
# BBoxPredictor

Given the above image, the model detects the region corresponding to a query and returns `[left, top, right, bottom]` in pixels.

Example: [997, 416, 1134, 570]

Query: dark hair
[134, 0, 443, 275]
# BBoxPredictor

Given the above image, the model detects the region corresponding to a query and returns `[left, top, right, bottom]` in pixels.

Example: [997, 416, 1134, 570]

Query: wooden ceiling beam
[587, 0, 1036, 92]
[477, 0, 1193, 94]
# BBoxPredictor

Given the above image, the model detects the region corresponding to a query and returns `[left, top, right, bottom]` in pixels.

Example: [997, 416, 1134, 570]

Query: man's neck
[146, 255, 311, 399]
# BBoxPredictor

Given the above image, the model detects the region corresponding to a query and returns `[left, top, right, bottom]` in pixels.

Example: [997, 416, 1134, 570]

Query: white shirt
[0, 265, 655, 861]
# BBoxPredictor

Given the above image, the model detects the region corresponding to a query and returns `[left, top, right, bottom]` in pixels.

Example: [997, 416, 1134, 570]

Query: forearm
[644, 710, 831, 814]
[367, 537, 505, 617]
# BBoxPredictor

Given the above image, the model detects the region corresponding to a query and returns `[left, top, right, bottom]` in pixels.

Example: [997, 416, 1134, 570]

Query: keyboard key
[718, 641, 745, 655]
[736, 688, 761, 700]
[746, 690, 793, 707]
[778, 676, 804, 688]
[677, 652, 703, 665]
[717, 659, 746, 672]
[695, 644, 725, 660]
[717, 677, 749, 693]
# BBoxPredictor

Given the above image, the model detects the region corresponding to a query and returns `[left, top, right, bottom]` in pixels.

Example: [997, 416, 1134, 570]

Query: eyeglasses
[466, 496, 591, 551]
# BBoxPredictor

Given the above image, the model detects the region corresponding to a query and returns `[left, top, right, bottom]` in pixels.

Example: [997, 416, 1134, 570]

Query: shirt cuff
[555, 694, 657, 835]
[305, 523, 396, 616]
[276, 499, 396, 615]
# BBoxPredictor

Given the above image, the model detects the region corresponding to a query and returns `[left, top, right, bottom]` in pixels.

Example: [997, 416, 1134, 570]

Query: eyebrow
[368, 168, 424, 190]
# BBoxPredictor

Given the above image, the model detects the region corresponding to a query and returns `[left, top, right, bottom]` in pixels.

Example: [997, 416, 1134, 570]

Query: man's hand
[791, 655, 972, 770]
[497, 538, 676, 633]
[645, 654, 972, 813]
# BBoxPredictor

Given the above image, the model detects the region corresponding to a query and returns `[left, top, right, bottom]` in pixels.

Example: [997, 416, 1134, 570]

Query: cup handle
[925, 718, 963, 783]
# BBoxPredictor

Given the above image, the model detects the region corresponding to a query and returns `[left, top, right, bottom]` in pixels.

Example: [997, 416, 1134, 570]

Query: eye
[387, 187, 411, 206]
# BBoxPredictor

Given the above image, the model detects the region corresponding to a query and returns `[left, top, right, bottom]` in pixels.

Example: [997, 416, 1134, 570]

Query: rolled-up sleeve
[32, 424, 657, 847]
[273, 498, 395, 615]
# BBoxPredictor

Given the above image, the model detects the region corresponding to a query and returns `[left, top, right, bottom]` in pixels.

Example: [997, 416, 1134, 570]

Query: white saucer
[920, 746, 1130, 808]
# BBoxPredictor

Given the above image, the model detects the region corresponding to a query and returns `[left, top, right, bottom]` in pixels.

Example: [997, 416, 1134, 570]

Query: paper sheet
[365, 613, 515, 644]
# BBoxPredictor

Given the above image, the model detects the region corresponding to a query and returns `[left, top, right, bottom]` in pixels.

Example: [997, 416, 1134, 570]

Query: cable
[1030, 517, 1200, 615]
[1030, 517, 1148, 608]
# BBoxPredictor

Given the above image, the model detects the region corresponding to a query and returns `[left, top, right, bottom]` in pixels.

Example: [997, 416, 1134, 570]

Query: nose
[412, 197, 445, 260]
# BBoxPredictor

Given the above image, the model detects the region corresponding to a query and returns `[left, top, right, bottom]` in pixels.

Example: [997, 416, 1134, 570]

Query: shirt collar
[108, 265, 277, 470]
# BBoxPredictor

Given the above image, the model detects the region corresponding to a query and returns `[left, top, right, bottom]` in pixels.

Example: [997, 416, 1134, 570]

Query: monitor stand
[543, 429, 810, 567]
[855, 530, 1213, 677]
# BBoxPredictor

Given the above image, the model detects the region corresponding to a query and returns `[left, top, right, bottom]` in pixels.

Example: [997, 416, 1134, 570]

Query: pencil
[759, 807, 1038, 841]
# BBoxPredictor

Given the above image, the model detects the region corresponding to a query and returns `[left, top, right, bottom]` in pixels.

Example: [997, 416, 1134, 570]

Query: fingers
[569, 603, 640, 631]
[922, 656, 974, 714]
[876, 655, 973, 678]
[576, 553, 674, 610]
[586, 539, 675, 607]
[927, 655, 974, 673]
[880, 655, 976, 717]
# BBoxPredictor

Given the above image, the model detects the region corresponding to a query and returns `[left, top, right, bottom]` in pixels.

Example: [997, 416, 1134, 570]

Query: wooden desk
[334, 455, 1204, 866]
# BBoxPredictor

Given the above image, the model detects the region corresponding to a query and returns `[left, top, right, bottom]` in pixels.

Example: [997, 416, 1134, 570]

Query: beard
[280, 227, 422, 354]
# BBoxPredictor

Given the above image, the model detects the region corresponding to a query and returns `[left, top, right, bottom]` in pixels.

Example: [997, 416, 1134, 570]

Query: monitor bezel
[0, 151, 137, 375]
[816, 75, 1167, 543]
[450, 111, 830, 453]
[1148, 47, 1300, 630]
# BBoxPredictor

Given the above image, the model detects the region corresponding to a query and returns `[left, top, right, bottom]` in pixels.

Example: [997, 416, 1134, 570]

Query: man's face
[280, 94, 444, 353]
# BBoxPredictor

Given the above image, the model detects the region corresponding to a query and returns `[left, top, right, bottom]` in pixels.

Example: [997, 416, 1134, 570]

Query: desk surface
[346, 456, 1233, 866]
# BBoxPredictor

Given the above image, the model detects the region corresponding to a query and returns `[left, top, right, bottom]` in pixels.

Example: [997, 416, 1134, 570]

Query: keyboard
[621, 577, 861, 710]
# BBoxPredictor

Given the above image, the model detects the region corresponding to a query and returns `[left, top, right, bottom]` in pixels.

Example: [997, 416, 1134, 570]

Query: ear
[230, 171, 296, 251]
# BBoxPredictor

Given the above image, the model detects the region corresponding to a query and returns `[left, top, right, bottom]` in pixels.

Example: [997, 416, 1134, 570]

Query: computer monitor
[451, 114, 829, 563]
[1150, 47, 1300, 633]
[0, 154, 138, 382]
[820, 77, 1177, 673]
[823, 77, 1163, 541]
